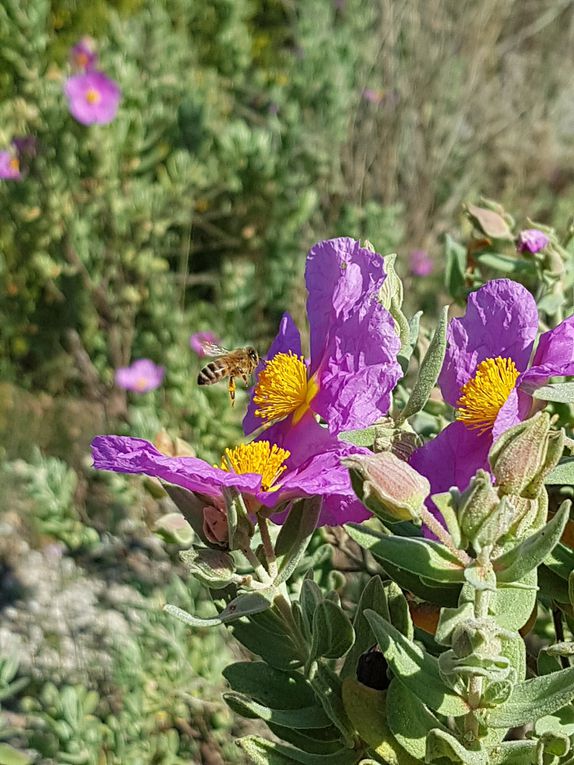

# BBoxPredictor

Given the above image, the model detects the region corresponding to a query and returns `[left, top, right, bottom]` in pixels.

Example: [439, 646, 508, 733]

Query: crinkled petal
[410, 420, 491, 498]
[439, 279, 538, 407]
[243, 312, 302, 435]
[306, 237, 389, 372]
[261, 413, 370, 524]
[520, 314, 574, 389]
[305, 238, 401, 433]
[92, 435, 262, 498]
[492, 386, 532, 441]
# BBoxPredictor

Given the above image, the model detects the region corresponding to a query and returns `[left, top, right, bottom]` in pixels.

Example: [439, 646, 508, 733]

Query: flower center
[221, 441, 290, 492]
[85, 88, 101, 105]
[9, 157, 19, 172]
[254, 351, 318, 425]
[456, 356, 520, 434]
[135, 377, 149, 391]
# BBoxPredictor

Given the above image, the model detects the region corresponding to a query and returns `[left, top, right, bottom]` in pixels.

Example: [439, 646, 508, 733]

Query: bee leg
[241, 373, 249, 387]
[228, 377, 236, 407]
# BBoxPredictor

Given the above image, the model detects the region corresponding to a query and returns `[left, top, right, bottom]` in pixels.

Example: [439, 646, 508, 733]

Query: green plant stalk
[464, 549, 493, 740]
[420, 505, 472, 566]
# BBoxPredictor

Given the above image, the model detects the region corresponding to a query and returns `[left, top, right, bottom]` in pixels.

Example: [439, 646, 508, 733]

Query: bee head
[247, 347, 259, 364]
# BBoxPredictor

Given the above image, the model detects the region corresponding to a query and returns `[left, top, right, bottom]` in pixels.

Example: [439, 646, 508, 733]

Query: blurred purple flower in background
[409, 249, 434, 276]
[189, 331, 221, 357]
[70, 37, 98, 71]
[12, 136, 37, 159]
[362, 88, 385, 105]
[517, 228, 549, 254]
[0, 150, 22, 180]
[115, 359, 164, 393]
[65, 71, 121, 125]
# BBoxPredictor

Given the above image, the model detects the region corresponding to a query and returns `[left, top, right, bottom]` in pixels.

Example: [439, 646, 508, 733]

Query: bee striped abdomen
[197, 361, 225, 386]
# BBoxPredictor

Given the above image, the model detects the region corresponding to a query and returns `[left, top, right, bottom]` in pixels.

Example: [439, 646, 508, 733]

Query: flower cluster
[411, 278, 574, 513]
[64, 39, 121, 125]
[93, 238, 403, 526]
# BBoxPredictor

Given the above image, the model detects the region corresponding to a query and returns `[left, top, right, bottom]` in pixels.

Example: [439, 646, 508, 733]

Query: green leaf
[491, 570, 538, 630]
[545, 542, 574, 581]
[364, 610, 468, 717]
[546, 458, 574, 485]
[493, 501, 570, 582]
[341, 678, 418, 765]
[475, 252, 533, 275]
[310, 663, 356, 748]
[398, 305, 449, 423]
[311, 601, 355, 660]
[164, 592, 269, 628]
[341, 576, 390, 679]
[487, 741, 537, 765]
[533, 383, 574, 404]
[386, 678, 449, 761]
[444, 234, 467, 301]
[223, 661, 316, 709]
[179, 546, 237, 588]
[539, 565, 571, 603]
[384, 580, 414, 641]
[0, 745, 32, 765]
[346, 524, 465, 583]
[489, 666, 574, 728]
[236, 737, 361, 765]
[224, 692, 332, 729]
[275, 497, 322, 586]
[301, 577, 324, 637]
[230, 610, 304, 670]
[267, 725, 343, 756]
[426, 729, 488, 764]
[377, 558, 461, 607]
[339, 425, 380, 449]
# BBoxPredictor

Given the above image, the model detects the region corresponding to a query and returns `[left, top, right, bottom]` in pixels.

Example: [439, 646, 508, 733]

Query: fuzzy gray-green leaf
[533, 382, 574, 404]
[364, 610, 468, 717]
[492, 501, 569, 582]
[398, 305, 449, 423]
[346, 524, 465, 583]
[489, 666, 574, 728]
[311, 601, 355, 660]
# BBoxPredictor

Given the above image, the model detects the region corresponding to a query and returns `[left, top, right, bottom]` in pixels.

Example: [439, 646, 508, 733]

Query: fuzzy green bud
[343, 451, 429, 523]
[457, 470, 499, 547]
[489, 412, 564, 498]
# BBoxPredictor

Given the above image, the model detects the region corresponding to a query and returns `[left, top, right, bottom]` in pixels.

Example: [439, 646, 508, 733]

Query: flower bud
[489, 412, 564, 498]
[343, 451, 429, 523]
[457, 470, 500, 547]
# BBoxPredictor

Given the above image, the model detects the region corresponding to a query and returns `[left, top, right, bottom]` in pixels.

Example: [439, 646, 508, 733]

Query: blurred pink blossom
[409, 249, 434, 277]
[115, 359, 164, 393]
[65, 70, 121, 125]
[70, 37, 98, 71]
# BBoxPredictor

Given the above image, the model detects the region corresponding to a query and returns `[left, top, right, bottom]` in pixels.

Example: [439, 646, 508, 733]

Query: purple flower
[115, 359, 164, 393]
[64, 71, 121, 125]
[91, 425, 370, 527]
[243, 238, 402, 438]
[411, 278, 574, 506]
[70, 37, 98, 71]
[409, 249, 434, 277]
[189, 331, 221, 357]
[362, 88, 384, 105]
[517, 229, 549, 254]
[0, 151, 21, 180]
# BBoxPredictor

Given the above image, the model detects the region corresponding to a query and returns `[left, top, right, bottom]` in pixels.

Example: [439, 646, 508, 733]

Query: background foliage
[2, 0, 574, 763]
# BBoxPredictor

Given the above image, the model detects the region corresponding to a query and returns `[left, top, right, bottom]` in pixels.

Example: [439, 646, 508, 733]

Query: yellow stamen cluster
[9, 157, 19, 173]
[85, 87, 101, 105]
[456, 356, 520, 434]
[220, 441, 290, 491]
[254, 351, 317, 425]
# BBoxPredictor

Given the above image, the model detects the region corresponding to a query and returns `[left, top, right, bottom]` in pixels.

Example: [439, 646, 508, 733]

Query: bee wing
[202, 342, 230, 358]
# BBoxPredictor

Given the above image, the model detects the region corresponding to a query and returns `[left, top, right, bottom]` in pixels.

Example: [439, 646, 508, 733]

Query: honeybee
[197, 344, 259, 406]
